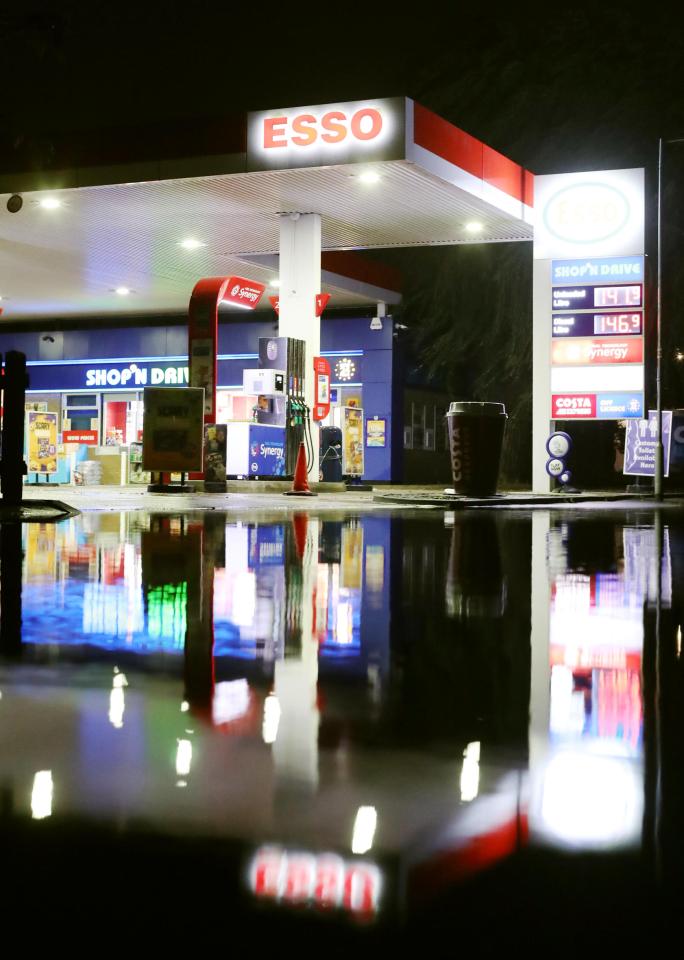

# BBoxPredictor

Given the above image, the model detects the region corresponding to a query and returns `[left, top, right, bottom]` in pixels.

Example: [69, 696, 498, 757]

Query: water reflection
[0, 505, 680, 920]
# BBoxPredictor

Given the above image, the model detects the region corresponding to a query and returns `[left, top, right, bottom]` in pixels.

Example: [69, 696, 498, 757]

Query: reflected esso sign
[263, 107, 384, 149]
[249, 846, 381, 917]
[543, 182, 631, 245]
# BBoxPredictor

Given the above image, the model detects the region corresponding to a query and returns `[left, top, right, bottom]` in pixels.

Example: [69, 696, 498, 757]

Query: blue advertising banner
[551, 256, 645, 285]
[597, 393, 644, 419]
[624, 410, 673, 476]
[248, 425, 286, 477]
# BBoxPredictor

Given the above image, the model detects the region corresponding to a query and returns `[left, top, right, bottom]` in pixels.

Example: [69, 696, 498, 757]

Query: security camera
[7, 194, 23, 213]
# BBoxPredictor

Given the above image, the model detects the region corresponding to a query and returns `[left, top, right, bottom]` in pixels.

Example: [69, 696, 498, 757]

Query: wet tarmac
[1, 503, 682, 947]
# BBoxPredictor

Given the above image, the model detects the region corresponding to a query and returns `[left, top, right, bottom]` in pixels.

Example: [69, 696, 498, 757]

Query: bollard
[0, 351, 29, 506]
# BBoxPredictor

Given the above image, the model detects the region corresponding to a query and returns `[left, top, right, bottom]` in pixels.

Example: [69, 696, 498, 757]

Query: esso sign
[248, 98, 404, 171]
[544, 182, 630, 245]
[263, 107, 384, 149]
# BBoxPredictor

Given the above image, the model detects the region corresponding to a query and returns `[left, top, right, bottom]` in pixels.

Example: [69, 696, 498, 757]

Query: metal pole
[655, 136, 684, 499]
[655, 137, 664, 500]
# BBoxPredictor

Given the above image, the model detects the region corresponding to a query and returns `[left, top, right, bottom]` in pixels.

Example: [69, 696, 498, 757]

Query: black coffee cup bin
[446, 401, 507, 497]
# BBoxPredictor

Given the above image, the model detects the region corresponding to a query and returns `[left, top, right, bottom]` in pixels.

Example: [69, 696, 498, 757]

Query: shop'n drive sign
[247, 98, 405, 171]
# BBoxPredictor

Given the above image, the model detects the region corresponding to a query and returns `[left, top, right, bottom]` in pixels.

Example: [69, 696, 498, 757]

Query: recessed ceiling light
[39, 197, 62, 210]
[359, 171, 381, 185]
[179, 238, 205, 250]
[270, 279, 280, 288]
[465, 221, 483, 233]
[115, 287, 131, 296]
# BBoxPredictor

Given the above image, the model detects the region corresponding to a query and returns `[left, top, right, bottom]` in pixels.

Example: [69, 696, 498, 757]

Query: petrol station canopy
[0, 98, 534, 321]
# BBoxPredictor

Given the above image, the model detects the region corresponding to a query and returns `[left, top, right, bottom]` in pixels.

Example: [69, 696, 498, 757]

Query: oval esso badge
[543, 182, 630, 245]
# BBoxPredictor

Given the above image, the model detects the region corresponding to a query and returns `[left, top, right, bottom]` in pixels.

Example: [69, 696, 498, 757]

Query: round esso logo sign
[543, 182, 630, 245]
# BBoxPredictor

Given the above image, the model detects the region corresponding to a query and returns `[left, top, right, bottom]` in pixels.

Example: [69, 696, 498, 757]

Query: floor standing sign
[623, 410, 673, 477]
[533, 169, 646, 491]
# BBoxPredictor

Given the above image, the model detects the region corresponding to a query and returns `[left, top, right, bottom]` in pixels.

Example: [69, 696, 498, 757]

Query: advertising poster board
[623, 410, 673, 477]
[204, 423, 227, 483]
[366, 416, 386, 447]
[342, 406, 364, 476]
[27, 411, 58, 474]
[142, 387, 204, 472]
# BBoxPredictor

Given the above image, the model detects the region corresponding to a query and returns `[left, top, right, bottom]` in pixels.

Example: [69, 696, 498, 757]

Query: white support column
[532, 258, 553, 492]
[279, 213, 322, 481]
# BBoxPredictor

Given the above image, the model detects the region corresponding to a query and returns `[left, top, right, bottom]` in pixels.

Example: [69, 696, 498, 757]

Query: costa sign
[247, 98, 405, 172]
[552, 394, 597, 418]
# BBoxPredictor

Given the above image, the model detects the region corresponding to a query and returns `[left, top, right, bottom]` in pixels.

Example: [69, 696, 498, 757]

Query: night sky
[4, 4, 684, 174]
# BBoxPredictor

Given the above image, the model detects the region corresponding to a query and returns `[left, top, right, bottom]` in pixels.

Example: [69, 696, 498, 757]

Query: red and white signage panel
[551, 338, 643, 366]
[312, 356, 331, 421]
[315, 293, 331, 317]
[221, 276, 266, 309]
[62, 429, 98, 445]
[552, 394, 597, 419]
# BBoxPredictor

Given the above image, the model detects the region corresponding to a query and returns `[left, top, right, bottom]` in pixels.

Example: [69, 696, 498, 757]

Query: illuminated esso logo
[543, 183, 630, 244]
[263, 108, 384, 149]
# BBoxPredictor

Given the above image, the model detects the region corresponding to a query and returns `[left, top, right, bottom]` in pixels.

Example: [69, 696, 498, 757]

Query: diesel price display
[552, 312, 643, 337]
[552, 284, 642, 310]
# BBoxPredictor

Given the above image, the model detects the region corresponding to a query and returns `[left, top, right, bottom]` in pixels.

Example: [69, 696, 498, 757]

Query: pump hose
[303, 403, 315, 473]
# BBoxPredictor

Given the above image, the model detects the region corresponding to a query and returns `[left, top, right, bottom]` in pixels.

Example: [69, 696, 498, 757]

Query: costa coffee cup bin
[446, 401, 507, 497]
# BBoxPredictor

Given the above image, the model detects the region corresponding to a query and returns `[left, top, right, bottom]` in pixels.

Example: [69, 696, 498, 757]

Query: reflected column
[272, 513, 320, 789]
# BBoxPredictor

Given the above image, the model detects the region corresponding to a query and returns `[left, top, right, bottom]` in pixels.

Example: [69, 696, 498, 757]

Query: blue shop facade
[1, 313, 400, 483]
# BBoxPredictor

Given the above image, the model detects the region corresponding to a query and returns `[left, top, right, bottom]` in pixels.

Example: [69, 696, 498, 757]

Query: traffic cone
[284, 441, 317, 496]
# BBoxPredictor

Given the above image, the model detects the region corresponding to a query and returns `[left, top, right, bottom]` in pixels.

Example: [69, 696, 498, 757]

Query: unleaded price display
[552, 284, 642, 310]
[552, 312, 643, 337]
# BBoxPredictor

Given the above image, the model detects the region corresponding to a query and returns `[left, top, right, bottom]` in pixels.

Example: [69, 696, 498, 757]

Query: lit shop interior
[15, 310, 396, 484]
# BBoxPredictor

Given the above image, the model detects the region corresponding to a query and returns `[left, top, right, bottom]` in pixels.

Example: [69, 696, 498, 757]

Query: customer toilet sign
[623, 411, 673, 477]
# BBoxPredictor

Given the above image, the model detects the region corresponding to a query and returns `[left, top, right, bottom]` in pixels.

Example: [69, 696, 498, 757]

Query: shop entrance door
[102, 393, 144, 446]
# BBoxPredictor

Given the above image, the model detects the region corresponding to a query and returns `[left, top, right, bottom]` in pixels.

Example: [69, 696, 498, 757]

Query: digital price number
[553, 284, 643, 311]
[553, 312, 643, 338]
[593, 313, 642, 335]
[593, 285, 641, 308]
